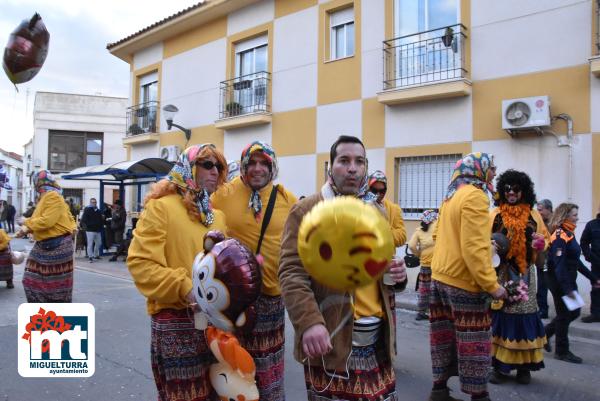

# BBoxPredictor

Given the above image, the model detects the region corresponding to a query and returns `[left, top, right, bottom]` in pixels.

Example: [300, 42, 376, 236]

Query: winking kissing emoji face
[297, 196, 395, 291]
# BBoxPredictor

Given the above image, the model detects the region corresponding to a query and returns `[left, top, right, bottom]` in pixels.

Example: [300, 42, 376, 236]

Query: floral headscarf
[368, 170, 387, 188]
[32, 170, 62, 195]
[240, 141, 279, 220]
[444, 152, 495, 201]
[420, 209, 438, 225]
[167, 144, 216, 227]
[326, 167, 376, 203]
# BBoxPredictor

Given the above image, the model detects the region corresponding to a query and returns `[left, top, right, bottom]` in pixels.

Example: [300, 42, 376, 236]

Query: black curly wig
[494, 169, 537, 207]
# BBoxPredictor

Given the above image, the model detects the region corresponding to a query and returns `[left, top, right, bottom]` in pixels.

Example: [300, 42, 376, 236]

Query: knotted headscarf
[444, 152, 495, 201]
[324, 166, 376, 203]
[32, 170, 62, 195]
[167, 144, 216, 227]
[368, 170, 387, 188]
[420, 209, 438, 225]
[240, 141, 279, 220]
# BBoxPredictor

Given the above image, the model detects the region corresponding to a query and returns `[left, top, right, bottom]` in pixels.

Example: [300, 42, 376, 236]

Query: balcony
[123, 101, 160, 145]
[215, 71, 272, 130]
[377, 24, 471, 105]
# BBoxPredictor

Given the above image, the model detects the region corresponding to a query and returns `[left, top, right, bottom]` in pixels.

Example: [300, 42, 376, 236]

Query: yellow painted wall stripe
[473, 64, 590, 141]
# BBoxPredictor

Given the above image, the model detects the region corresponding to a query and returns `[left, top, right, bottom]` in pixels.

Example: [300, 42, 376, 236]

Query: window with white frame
[396, 154, 461, 219]
[233, 35, 268, 113]
[138, 72, 158, 105]
[330, 7, 355, 60]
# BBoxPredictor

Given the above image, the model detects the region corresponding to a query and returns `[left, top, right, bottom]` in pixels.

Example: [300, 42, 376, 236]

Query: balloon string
[14, 84, 19, 93]
[305, 294, 355, 393]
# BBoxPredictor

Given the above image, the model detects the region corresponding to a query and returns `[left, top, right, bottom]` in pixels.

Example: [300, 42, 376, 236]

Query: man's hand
[302, 324, 332, 359]
[14, 226, 30, 239]
[567, 291, 577, 300]
[388, 258, 407, 284]
[185, 290, 200, 312]
[490, 286, 507, 300]
[17, 216, 26, 225]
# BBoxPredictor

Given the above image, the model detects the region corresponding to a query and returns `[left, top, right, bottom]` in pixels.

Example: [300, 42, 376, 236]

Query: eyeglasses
[197, 160, 224, 172]
[370, 188, 386, 195]
[504, 184, 521, 193]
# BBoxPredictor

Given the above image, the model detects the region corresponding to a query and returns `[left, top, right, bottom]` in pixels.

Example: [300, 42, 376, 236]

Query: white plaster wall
[366, 148, 386, 174]
[276, 154, 316, 197]
[161, 39, 227, 129]
[130, 142, 159, 160]
[591, 71, 600, 132]
[227, 0, 274, 36]
[385, 96, 472, 147]
[472, 1, 591, 80]
[473, 134, 593, 223]
[223, 124, 272, 161]
[272, 64, 318, 112]
[361, 0, 385, 98]
[273, 6, 318, 72]
[133, 42, 164, 70]
[362, 48, 384, 99]
[472, 0, 588, 27]
[272, 6, 318, 112]
[316, 100, 362, 153]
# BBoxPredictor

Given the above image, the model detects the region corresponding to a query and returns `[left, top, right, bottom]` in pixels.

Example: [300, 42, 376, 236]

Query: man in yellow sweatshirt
[428, 153, 506, 401]
[211, 141, 297, 401]
[368, 170, 407, 247]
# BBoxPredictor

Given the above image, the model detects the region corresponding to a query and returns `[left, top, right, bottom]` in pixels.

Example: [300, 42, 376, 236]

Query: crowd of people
[2, 136, 600, 401]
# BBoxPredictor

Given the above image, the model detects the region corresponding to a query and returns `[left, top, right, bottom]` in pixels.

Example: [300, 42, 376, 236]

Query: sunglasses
[504, 184, 521, 193]
[197, 160, 224, 172]
[371, 188, 386, 195]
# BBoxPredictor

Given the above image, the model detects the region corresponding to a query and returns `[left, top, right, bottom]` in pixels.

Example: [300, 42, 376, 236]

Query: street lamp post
[162, 104, 192, 141]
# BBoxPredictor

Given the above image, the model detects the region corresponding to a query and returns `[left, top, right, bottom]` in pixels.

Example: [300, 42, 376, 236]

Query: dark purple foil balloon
[205, 233, 262, 332]
[3, 13, 50, 87]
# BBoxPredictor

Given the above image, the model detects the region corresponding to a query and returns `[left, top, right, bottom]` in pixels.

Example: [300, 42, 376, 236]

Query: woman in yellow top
[16, 170, 76, 302]
[408, 210, 438, 320]
[127, 144, 228, 401]
[428, 153, 506, 401]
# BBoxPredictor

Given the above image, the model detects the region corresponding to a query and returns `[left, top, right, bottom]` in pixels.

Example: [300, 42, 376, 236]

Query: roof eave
[107, 0, 261, 63]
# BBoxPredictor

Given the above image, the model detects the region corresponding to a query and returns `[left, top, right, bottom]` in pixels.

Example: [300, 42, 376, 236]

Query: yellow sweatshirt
[211, 177, 297, 296]
[127, 194, 227, 315]
[408, 220, 437, 267]
[354, 200, 404, 319]
[24, 191, 76, 241]
[0, 229, 10, 251]
[383, 199, 407, 247]
[431, 185, 499, 293]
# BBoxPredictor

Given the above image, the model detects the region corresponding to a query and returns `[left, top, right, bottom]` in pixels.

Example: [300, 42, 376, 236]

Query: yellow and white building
[108, 0, 600, 232]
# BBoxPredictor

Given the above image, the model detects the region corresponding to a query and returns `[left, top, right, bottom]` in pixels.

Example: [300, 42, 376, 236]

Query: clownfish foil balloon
[3, 13, 50, 88]
[298, 196, 395, 291]
[192, 231, 262, 332]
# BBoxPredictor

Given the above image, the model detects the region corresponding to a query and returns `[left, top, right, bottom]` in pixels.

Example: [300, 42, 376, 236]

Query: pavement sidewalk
[398, 266, 600, 342]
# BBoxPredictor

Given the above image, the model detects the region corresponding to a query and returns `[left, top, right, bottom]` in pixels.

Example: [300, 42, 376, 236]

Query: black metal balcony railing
[218, 71, 271, 119]
[383, 23, 467, 90]
[126, 101, 159, 136]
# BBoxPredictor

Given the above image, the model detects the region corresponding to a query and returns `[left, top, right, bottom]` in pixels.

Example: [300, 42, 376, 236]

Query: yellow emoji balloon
[298, 197, 395, 291]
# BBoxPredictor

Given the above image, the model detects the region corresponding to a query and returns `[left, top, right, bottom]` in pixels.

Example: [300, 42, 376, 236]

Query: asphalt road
[1, 241, 599, 401]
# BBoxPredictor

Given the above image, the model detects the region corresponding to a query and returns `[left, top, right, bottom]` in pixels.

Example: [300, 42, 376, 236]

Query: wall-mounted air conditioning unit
[33, 159, 42, 168]
[502, 96, 551, 132]
[160, 145, 180, 162]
